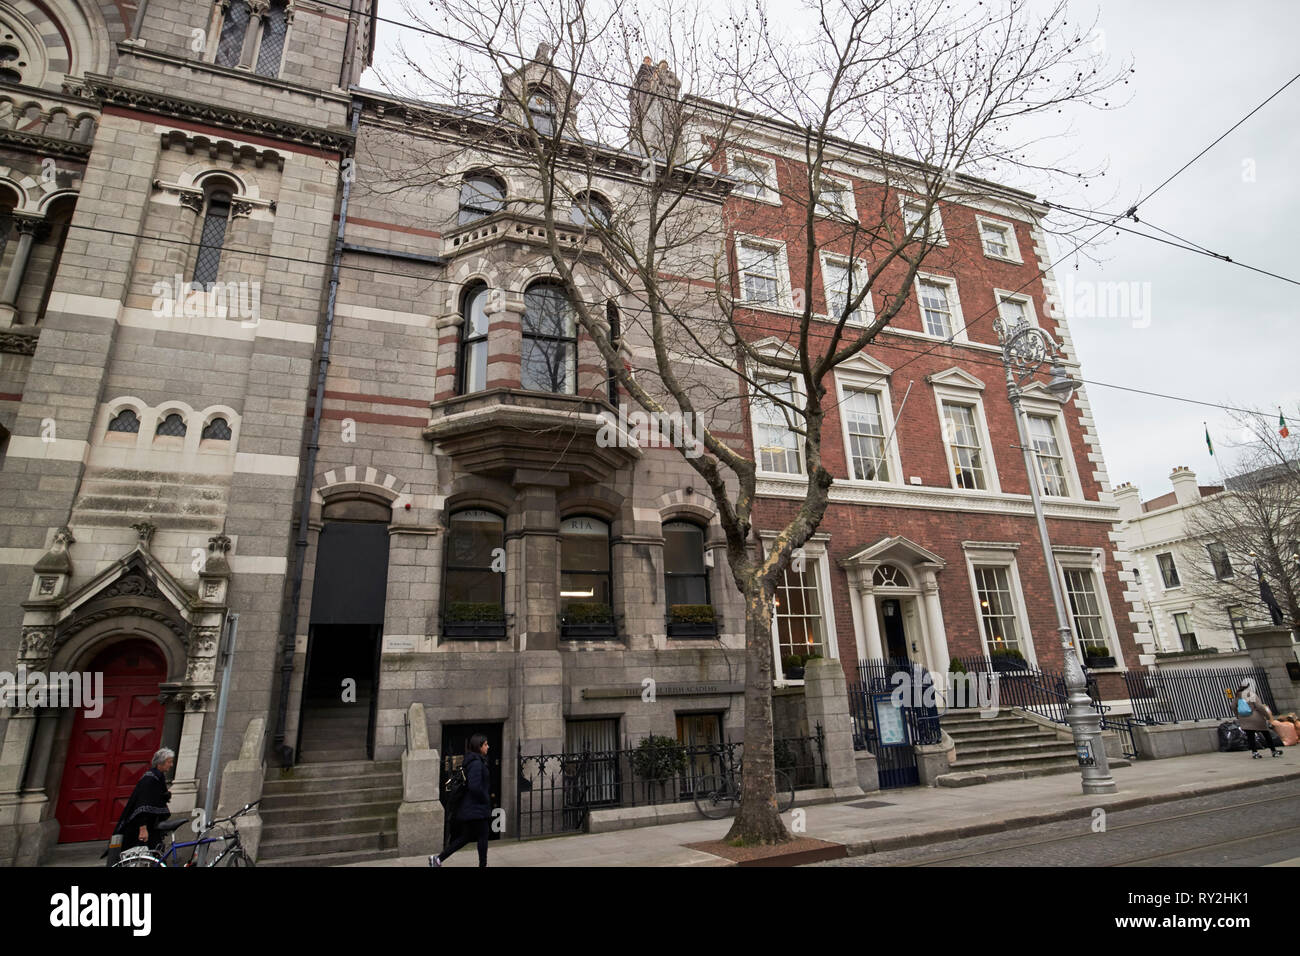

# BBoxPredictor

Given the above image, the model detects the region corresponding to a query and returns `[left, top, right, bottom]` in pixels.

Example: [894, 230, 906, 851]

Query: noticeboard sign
[872, 693, 910, 747]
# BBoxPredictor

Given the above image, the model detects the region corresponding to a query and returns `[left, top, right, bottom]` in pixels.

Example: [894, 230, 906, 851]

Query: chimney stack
[1169, 466, 1201, 506]
[1112, 482, 1142, 520]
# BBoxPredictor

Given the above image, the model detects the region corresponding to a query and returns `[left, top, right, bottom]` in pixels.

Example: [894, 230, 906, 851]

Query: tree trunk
[724, 584, 791, 845]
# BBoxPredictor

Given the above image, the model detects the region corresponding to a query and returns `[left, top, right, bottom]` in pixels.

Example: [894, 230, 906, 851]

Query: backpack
[1236, 696, 1252, 717]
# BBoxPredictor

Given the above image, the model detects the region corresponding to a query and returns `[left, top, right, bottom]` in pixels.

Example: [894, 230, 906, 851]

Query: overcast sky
[367, 0, 1299, 500]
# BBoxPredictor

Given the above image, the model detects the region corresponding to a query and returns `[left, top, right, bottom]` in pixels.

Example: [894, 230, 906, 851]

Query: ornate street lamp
[995, 316, 1117, 795]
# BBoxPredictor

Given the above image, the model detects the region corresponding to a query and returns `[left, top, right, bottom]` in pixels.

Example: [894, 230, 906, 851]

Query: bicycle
[693, 749, 795, 819]
[113, 801, 259, 867]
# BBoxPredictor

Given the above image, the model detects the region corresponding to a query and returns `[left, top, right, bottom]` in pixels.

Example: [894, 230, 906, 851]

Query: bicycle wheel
[693, 775, 736, 820]
[218, 846, 254, 867]
[113, 847, 163, 868]
[774, 770, 796, 814]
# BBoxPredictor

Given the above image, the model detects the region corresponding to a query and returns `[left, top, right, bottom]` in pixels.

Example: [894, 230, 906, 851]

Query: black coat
[457, 751, 493, 821]
[114, 767, 172, 850]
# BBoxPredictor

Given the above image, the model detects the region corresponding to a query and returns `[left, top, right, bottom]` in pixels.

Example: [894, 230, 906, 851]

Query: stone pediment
[925, 367, 985, 391]
[843, 534, 946, 569]
[53, 547, 196, 645]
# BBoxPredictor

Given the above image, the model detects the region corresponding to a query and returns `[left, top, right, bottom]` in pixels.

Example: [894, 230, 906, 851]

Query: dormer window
[458, 173, 506, 225]
[528, 90, 557, 137]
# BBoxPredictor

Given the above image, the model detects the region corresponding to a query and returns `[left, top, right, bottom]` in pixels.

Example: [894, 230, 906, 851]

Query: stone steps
[938, 709, 1130, 786]
[256, 758, 406, 866]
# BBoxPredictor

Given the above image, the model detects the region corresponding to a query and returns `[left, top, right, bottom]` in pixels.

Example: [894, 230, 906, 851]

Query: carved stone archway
[0, 524, 231, 864]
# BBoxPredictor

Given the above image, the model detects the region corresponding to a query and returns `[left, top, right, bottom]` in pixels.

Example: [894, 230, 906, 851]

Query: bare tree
[1184, 406, 1300, 642]
[379, 0, 1127, 844]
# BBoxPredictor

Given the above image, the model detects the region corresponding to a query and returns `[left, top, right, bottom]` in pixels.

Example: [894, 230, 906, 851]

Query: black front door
[441, 723, 504, 843]
[881, 598, 909, 662]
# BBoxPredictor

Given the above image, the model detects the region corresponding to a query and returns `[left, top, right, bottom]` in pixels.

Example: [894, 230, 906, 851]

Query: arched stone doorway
[54, 639, 167, 843]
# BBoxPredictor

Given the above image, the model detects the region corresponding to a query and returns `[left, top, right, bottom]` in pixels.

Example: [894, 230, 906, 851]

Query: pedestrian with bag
[103, 748, 174, 865]
[1236, 682, 1283, 759]
[430, 733, 493, 867]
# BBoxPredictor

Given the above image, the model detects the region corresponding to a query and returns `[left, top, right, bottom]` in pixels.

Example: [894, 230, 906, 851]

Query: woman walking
[430, 734, 493, 867]
[105, 748, 174, 863]
[1237, 682, 1283, 759]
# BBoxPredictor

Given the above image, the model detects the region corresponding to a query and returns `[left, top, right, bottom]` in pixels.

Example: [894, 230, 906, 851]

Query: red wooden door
[55, 640, 166, 843]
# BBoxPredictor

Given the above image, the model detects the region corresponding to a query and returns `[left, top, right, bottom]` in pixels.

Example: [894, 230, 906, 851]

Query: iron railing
[850, 659, 943, 752]
[514, 726, 828, 839]
[1125, 666, 1278, 724]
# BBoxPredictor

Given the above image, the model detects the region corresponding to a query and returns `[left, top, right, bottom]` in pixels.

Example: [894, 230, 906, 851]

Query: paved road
[813, 779, 1300, 866]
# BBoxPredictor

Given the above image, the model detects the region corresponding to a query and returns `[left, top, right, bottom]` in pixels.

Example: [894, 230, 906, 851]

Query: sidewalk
[365, 751, 1300, 867]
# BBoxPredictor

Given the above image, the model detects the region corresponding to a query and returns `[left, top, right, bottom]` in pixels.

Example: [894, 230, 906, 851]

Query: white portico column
[859, 572, 884, 661]
[921, 566, 950, 681]
[845, 567, 867, 661]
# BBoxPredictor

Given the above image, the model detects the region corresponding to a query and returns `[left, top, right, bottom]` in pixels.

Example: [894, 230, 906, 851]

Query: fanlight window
[872, 565, 908, 588]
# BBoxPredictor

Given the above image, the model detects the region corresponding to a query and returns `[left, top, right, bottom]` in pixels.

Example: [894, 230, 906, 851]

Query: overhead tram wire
[1043, 203, 1300, 288]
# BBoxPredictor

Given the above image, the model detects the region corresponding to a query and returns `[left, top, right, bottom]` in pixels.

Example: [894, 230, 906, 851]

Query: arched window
[155, 413, 187, 437]
[201, 417, 232, 440]
[522, 281, 576, 394]
[570, 192, 611, 228]
[254, 1, 289, 77]
[193, 185, 233, 288]
[664, 521, 714, 636]
[215, 1, 252, 68]
[107, 408, 140, 434]
[458, 173, 505, 225]
[527, 90, 557, 136]
[560, 516, 613, 636]
[458, 285, 490, 395]
[443, 509, 506, 637]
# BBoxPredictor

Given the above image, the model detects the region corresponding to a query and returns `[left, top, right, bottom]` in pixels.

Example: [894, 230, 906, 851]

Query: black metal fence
[949, 656, 1107, 725]
[1125, 666, 1278, 724]
[515, 726, 828, 839]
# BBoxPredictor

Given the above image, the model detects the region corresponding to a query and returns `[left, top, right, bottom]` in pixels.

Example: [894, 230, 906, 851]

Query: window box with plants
[560, 602, 617, 639]
[666, 604, 718, 637]
[442, 601, 507, 638]
[1082, 647, 1117, 669]
[780, 651, 822, 681]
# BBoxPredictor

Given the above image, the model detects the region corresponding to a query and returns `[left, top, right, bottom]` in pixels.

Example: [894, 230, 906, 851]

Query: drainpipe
[129, 0, 152, 42]
[271, 99, 361, 767]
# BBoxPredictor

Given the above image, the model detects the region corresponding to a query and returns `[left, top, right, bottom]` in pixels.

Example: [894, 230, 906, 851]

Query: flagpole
[1204, 421, 1224, 486]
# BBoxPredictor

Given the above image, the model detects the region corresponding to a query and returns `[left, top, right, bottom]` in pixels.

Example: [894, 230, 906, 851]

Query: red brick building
[718, 120, 1145, 702]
